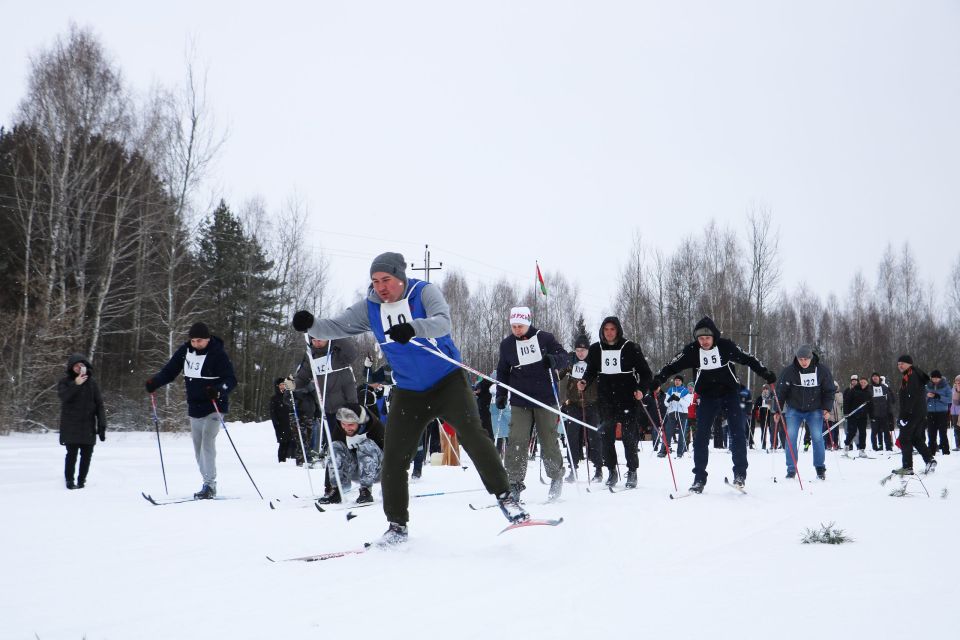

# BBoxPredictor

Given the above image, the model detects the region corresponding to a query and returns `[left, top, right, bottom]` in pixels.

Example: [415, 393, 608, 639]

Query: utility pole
[410, 244, 442, 283]
[734, 324, 761, 390]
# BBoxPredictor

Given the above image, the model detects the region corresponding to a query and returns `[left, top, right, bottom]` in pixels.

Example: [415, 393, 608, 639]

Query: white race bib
[601, 349, 623, 375]
[516, 334, 543, 366]
[380, 299, 413, 344]
[872, 385, 884, 398]
[312, 357, 332, 377]
[699, 347, 722, 370]
[799, 370, 818, 387]
[571, 361, 587, 380]
[184, 351, 210, 379]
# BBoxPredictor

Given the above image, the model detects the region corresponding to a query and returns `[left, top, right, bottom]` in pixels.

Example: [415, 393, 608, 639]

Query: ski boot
[924, 459, 937, 475]
[77, 478, 86, 489]
[318, 487, 342, 504]
[591, 468, 603, 483]
[193, 484, 216, 499]
[732, 474, 746, 489]
[605, 468, 619, 488]
[496, 491, 530, 523]
[892, 467, 914, 477]
[625, 470, 638, 489]
[509, 481, 526, 500]
[356, 487, 374, 504]
[66, 479, 76, 490]
[816, 466, 826, 480]
[857, 449, 868, 458]
[547, 476, 563, 501]
[657, 449, 667, 458]
[689, 479, 706, 494]
[373, 522, 408, 548]
[785, 470, 796, 479]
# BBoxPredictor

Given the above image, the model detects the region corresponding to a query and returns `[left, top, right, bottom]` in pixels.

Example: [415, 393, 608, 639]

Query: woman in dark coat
[58, 354, 107, 489]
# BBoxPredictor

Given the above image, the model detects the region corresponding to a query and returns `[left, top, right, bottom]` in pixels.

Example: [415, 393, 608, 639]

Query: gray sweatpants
[506, 405, 565, 483]
[328, 439, 383, 489]
[189, 413, 220, 489]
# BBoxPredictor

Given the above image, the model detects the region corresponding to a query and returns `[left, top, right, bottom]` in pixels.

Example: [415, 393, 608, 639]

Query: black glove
[205, 386, 220, 401]
[145, 378, 158, 393]
[495, 396, 507, 410]
[669, 393, 680, 402]
[762, 369, 777, 384]
[385, 322, 415, 344]
[98, 429, 106, 443]
[542, 354, 557, 370]
[292, 310, 314, 332]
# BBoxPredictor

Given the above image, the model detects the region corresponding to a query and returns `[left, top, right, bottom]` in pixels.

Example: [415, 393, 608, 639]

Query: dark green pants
[382, 371, 510, 524]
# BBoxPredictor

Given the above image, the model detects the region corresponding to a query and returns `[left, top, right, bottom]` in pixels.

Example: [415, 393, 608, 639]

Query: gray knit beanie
[370, 252, 408, 284]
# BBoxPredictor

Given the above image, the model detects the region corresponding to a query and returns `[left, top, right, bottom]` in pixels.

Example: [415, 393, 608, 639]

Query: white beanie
[509, 306, 532, 326]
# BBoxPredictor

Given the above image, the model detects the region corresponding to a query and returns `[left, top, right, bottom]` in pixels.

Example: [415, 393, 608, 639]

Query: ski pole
[639, 392, 678, 492]
[580, 391, 594, 487]
[210, 399, 263, 499]
[824, 402, 868, 436]
[149, 393, 169, 495]
[550, 368, 581, 494]
[304, 334, 345, 499]
[410, 339, 599, 432]
[771, 390, 803, 490]
[437, 419, 466, 469]
[287, 384, 317, 497]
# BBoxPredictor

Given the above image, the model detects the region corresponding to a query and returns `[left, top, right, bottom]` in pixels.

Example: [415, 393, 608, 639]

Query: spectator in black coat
[269, 378, 296, 463]
[58, 354, 106, 489]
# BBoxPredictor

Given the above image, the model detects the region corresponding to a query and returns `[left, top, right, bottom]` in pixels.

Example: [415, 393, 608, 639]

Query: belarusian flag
[536, 262, 547, 296]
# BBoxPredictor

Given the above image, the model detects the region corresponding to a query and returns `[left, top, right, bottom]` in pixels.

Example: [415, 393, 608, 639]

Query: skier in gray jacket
[293, 337, 359, 461]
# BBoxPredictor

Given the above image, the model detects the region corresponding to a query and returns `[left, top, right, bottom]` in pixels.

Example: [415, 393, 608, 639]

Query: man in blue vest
[292, 252, 528, 545]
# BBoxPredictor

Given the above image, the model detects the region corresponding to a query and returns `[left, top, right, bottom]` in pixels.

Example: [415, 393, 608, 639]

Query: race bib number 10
[380, 299, 413, 344]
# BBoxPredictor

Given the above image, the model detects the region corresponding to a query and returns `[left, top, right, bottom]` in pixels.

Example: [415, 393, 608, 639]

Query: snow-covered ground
[2, 423, 958, 640]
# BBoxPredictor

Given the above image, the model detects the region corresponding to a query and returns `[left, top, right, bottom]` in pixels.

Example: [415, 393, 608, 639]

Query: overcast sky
[2, 1, 958, 329]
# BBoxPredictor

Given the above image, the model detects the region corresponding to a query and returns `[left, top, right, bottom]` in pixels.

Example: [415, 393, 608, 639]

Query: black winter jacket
[653, 317, 773, 399]
[269, 389, 294, 442]
[775, 355, 837, 413]
[846, 386, 873, 423]
[294, 339, 359, 418]
[495, 326, 569, 408]
[150, 335, 237, 418]
[581, 317, 652, 410]
[868, 383, 895, 418]
[58, 354, 107, 446]
[898, 367, 930, 422]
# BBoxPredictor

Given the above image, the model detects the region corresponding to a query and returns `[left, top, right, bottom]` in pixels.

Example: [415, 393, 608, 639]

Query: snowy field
[2, 423, 958, 640]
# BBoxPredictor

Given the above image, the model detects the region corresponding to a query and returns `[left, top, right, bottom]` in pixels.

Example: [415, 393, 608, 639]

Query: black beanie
[897, 354, 913, 365]
[189, 322, 211, 339]
[930, 369, 942, 378]
[574, 335, 590, 349]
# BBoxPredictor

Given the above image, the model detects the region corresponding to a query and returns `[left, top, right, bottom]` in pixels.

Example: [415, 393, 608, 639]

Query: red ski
[498, 517, 564, 535]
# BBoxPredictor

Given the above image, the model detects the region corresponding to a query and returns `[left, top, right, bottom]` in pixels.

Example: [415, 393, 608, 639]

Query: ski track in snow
[2, 426, 958, 640]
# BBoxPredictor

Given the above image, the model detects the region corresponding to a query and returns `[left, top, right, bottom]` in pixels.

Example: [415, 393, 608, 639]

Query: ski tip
[608, 486, 615, 494]
[315, 503, 325, 513]
[346, 511, 357, 522]
[269, 501, 276, 510]
[468, 503, 480, 511]
[266, 555, 276, 563]
[363, 542, 373, 549]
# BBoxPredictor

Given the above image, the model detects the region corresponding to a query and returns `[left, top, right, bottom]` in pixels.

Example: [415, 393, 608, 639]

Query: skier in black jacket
[58, 354, 107, 489]
[650, 316, 776, 493]
[845, 377, 873, 454]
[868, 372, 895, 451]
[893, 355, 936, 475]
[577, 316, 652, 489]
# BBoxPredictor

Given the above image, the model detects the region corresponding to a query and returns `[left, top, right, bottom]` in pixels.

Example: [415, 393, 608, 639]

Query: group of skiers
[56, 250, 960, 548]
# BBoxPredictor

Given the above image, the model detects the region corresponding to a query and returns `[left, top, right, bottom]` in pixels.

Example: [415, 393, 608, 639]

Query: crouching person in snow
[318, 403, 385, 505]
[291, 252, 528, 547]
[144, 322, 237, 499]
[58, 354, 107, 489]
